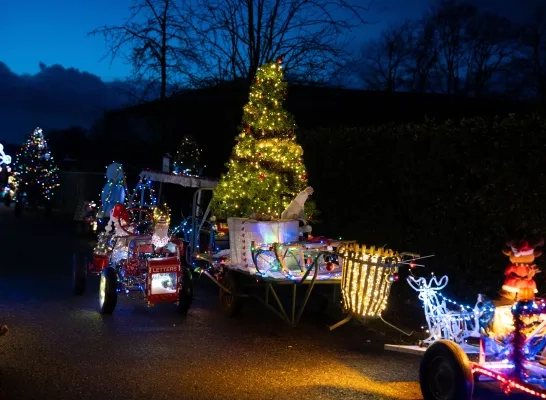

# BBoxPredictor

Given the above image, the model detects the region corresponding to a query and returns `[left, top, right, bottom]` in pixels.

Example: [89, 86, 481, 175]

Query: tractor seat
[136, 243, 155, 254]
[129, 236, 153, 254]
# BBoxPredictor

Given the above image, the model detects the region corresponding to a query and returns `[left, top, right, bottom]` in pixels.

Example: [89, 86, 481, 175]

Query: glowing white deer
[407, 275, 478, 345]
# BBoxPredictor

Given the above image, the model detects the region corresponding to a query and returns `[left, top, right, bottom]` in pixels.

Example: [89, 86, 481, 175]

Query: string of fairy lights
[212, 58, 309, 219]
[12, 127, 59, 201]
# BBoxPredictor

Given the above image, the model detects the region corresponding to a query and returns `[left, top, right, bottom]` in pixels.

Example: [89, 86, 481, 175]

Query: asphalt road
[0, 205, 531, 400]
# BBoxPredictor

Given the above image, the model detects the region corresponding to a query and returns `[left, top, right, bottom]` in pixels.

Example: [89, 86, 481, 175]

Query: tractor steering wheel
[118, 207, 154, 236]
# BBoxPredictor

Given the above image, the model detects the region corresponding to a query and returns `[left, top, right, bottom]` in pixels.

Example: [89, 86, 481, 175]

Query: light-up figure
[151, 204, 171, 248]
[0, 143, 11, 167]
[97, 163, 128, 219]
[407, 275, 477, 345]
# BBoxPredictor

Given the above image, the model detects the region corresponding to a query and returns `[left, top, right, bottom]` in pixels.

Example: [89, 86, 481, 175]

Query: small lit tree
[212, 57, 312, 219]
[13, 127, 59, 202]
[173, 135, 203, 176]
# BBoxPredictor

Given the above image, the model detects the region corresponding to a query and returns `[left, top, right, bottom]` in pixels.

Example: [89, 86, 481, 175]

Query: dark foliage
[300, 114, 546, 302]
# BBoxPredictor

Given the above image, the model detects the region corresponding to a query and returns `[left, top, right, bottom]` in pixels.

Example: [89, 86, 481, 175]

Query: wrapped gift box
[228, 218, 300, 269]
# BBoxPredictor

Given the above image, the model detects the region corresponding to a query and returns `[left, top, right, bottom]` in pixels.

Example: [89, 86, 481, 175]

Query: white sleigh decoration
[408, 275, 480, 345]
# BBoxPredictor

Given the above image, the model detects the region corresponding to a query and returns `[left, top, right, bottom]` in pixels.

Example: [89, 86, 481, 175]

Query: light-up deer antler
[407, 275, 448, 292]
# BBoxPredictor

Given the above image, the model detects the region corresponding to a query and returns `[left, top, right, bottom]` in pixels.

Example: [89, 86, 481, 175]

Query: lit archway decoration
[0, 143, 11, 166]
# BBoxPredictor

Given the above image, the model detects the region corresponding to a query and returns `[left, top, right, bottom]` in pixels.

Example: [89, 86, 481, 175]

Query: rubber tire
[45, 201, 52, 216]
[14, 200, 22, 216]
[419, 340, 474, 400]
[99, 266, 118, 315]
[72, 253, 88, 296]
[219, 271, 244, 317]
[177, 267, 194, 315]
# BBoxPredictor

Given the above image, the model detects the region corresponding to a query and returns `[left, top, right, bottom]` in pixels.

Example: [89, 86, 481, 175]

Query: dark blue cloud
[0, 62, 129, 143]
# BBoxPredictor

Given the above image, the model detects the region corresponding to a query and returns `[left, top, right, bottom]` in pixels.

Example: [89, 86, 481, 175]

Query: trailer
[384, 275, 546, 399]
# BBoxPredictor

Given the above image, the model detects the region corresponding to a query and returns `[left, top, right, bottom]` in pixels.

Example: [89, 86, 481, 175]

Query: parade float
[73, 201, 193, 315]
[165, 57, 421, 327]
[385, 237, 546, 400]
[75, 57, 423, 327]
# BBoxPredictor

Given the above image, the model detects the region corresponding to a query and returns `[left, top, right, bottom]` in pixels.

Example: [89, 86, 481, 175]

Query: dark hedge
[299, 114, 546, 302]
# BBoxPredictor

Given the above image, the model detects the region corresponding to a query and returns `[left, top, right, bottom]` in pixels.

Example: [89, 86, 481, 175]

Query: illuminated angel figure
[0, 143, 12, 166]
[407, 275, 477, 345]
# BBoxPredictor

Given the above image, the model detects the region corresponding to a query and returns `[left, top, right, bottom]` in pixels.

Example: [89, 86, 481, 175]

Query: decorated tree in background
[173, 135, 203, 176]
[212, 57, 313, 219]
[13, 127, 59, 202]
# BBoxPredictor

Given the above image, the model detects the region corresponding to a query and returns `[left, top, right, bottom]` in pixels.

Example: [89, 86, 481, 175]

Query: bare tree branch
[357, 21, 414, 91]
[185, 0, 373, 83]
[89, 0, 202, 101]
[463, 13, 515, 97]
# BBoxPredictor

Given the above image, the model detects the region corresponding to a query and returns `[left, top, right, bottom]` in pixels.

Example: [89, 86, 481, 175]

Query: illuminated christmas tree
[173, 135, 203, 176]
[13, 127, 59, 202]
[212, 57, 311, 219]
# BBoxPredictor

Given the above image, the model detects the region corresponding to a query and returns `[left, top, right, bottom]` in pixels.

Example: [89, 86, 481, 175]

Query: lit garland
[12, 127, 59, 201]
[211, 58, 311, 219]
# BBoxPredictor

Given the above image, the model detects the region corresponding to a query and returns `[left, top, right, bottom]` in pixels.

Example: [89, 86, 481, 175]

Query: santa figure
[151, 204, 171, 249]
[498, 237, 543, 304]
[109, 203, 131, 237]
[109, 203, 133, 263]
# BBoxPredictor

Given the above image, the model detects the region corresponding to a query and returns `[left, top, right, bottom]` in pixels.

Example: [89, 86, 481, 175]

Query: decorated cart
[178, 183, 422, 327]
[385, 237, 546, 399]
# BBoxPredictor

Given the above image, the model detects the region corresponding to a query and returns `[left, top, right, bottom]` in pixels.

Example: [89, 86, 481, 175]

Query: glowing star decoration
[0, 143, 12, 167]
[339, 244, 399, 319]
[211, 58, 315, 220]
[407, 275, 478, 345]
[151, 204, 171, 248]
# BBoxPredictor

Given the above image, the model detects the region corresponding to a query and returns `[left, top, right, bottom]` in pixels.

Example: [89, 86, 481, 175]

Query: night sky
[0, 0, 534, 142]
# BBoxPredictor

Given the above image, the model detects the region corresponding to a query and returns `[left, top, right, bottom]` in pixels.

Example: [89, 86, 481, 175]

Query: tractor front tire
[176, 267, 194, 315]
[99, 266, 118, 315]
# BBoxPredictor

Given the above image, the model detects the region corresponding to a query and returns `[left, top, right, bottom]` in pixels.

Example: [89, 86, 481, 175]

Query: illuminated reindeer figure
[408, 275, 477, 345]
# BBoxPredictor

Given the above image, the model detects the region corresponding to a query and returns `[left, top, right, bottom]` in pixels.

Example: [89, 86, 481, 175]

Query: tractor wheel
[176, 267, 194, 315]
[219, 271, 244, 317]
[14, 200, 22, 216]
[419, 340, 474, 400]
[99, 266, 118, 314]
[72, 253, 88, 296]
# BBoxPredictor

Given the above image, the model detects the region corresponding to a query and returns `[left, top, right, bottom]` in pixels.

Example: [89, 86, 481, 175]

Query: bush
[300, 114, 546, 302]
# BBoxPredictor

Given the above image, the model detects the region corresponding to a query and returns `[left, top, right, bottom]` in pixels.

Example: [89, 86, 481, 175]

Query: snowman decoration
[281, 186, 314, 237]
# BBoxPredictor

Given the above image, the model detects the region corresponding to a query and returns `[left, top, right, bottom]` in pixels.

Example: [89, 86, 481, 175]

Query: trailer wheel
[72, 253, 88, 296]
[177, 267, 194, 315]
[99, 267, 118, 314]
[419, 340, 474, 400]
[219, 271, 244, 317]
